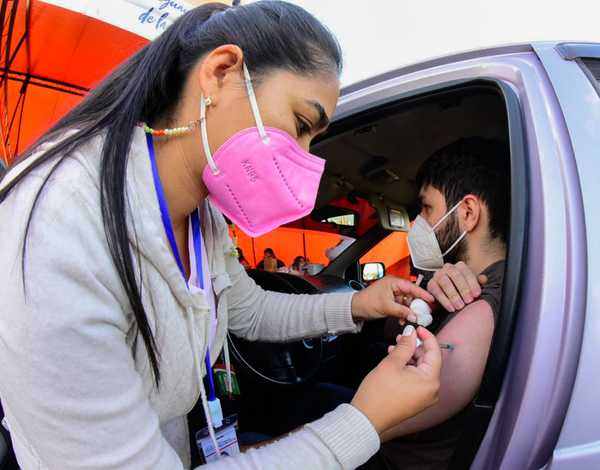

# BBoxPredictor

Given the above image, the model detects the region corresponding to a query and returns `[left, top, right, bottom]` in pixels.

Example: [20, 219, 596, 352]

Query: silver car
[313, 41, 599, 470]
[1, 41, 598, 470]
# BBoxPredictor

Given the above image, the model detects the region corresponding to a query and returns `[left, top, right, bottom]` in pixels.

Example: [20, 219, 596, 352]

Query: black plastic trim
[556, 42, 600, 61]
[320, 224, 389, 279]
[576, 58, 600, 99]
[449, 78, 529, 469]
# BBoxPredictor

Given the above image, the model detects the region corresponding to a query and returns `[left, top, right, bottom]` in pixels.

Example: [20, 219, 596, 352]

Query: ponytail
[0, 1, 342, 386]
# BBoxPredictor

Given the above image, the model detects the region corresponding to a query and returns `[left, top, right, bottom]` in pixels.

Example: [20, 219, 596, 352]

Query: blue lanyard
[146, 133, 217, 401]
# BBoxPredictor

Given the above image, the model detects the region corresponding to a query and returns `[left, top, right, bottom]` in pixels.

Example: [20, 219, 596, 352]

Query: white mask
[407, 200, 467, 271]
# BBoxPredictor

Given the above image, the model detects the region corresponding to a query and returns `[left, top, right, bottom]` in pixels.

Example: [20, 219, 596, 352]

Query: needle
[415, 339, 455, 351]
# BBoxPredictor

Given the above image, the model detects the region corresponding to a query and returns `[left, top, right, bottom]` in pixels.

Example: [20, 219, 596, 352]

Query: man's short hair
[416, 137, 510, 244]
[264, 248, 275, 256]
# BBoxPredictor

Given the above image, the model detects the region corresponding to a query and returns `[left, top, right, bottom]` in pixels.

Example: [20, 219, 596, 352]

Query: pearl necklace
[140, 119, 200, 137]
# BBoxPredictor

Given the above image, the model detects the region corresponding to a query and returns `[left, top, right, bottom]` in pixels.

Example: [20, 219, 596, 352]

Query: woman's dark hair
[0, 1, 342, 386]
[237, 247, 248, 263]
[292, 256, 306, 269]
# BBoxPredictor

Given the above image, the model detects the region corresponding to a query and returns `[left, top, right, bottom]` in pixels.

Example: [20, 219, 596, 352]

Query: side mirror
[362, 262, 385, 282]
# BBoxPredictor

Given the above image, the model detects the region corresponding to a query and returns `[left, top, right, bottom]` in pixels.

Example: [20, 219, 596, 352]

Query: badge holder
[147, 133, 240, 462]
[196, 414, 240, 463]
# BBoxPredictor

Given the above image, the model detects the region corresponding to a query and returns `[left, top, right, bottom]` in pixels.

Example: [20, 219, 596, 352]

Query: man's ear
[461, 194, 481, 233]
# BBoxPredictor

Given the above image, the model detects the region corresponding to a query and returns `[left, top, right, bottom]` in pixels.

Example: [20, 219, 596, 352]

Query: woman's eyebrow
[305, 99, 330, 130]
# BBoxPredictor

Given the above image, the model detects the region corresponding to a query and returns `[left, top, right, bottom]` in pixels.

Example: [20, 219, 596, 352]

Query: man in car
[361, 137, 510, 470]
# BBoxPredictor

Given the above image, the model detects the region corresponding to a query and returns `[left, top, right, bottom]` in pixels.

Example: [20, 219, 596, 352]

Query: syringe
[409, 275, 454, 351]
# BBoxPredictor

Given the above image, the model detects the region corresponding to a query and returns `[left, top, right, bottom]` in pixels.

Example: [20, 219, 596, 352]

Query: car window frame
[314, 78, 529, 469]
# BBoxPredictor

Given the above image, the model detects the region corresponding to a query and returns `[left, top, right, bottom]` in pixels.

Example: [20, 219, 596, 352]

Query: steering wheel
[227, 270, 324, 386]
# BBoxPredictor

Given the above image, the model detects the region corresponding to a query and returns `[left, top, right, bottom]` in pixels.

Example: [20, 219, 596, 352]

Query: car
[1, 38, 598, 470]
[224, 41, 600, 470]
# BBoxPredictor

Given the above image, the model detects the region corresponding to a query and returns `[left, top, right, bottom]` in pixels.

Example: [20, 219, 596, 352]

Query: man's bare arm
[381, 299, 494, 441]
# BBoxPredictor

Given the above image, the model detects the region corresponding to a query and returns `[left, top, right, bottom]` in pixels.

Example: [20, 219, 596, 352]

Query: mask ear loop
[200, 95, 220, 175]
[242, 63, 270, 145]
[200, 63, 268, 175]
[442, 230, 467, 257]
[432, 199, 464, 231]
[431, 199, 467, 257]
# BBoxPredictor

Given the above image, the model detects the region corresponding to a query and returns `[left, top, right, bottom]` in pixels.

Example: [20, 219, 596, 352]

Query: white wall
[286, 0, 600, 85]
[46, 0, 600, 85]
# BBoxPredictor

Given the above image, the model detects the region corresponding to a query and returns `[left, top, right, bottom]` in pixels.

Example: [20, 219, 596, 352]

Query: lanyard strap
[146, 133, 217, 401]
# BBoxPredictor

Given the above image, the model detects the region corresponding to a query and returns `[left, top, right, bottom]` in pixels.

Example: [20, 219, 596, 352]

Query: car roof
[341, 43, 535, 96]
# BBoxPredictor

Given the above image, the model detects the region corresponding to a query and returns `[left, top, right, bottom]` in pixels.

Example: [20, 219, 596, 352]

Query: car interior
[221, 79, 528, 469]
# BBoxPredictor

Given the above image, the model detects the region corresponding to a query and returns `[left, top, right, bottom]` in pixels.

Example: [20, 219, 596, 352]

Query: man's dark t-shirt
[360, 260, 505, 470]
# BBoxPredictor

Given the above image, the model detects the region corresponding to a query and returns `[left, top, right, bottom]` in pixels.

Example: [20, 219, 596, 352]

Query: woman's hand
[426, 262, 487, 312]
[351, 276, 435, 323]
[351, 326, 442, 435]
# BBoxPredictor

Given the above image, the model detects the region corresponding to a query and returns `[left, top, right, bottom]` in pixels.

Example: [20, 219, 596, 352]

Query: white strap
[186, 308, 221, 456]
[432, 199, 463, 230]
[242, 63, 270, 144]
[200, 95, 220, 175]
[442, 230, 467, 257]
[200, 62, 269, 176]
[433, 199, 467, 257]
[223, 340, 233, 395]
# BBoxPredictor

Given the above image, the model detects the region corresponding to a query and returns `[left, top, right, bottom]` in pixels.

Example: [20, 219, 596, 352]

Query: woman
[290, 255, 308, 276]
[0, 2, 441, 469]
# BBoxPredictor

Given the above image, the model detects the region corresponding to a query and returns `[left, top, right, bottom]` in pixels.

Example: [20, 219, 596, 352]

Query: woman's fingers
[387, 326, 417, 362]
[352, 276, 434, 322]
[352, 324, 441, 435]
[414, 327, 442, 376]
[399, 280, 435, 304]
[388, 277, 434, 303]
[384, 300, 417, 323]
[388, 326, 418, 355]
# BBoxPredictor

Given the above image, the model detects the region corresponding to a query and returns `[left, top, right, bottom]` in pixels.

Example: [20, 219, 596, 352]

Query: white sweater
[0, 128, 380, 469]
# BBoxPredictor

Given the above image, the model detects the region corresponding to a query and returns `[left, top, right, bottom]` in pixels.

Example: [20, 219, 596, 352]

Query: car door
[533, 42, 600, 470]
[331, 43, 586, 469]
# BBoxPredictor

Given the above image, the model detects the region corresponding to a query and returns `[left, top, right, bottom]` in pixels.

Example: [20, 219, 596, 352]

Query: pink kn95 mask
[200, 63, 326, 238]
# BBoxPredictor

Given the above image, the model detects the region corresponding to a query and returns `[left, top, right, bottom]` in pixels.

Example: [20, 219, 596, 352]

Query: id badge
[196, 415, 240, 463]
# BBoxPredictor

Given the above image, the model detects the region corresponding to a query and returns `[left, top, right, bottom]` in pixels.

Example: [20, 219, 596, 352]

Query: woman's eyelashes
[295, 115, 312, 137]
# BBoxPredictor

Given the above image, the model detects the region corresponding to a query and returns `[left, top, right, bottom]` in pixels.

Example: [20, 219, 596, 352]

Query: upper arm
[434, 299, 495, 409]
[0, 184, 183, 469]
[381, 300, 494, 440]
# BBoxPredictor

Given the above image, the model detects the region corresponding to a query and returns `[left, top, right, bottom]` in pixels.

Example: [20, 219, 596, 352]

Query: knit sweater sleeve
[198, 404, 380, 470]
[0, 181, 186, 470]
[225, 248, 361, 342]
